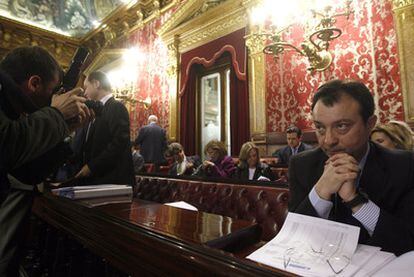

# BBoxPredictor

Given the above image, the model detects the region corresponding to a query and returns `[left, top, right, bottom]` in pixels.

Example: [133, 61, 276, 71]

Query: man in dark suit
[289, 79, 414, 255]
[166, 142, 201, 176]
[135, 115, 167, 167]
[75, 71, 134, 186]
[272, 125, 312, 165]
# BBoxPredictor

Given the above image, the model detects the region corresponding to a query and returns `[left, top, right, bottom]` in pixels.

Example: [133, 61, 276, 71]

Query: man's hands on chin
[75, 165, 91, 178]
[315, 153, 359, 201]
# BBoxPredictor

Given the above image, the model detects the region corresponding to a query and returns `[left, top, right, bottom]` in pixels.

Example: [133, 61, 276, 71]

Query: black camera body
[60, 47, 103, 117]
[85, 99, 104, 116]
[61, 47, 89, 92]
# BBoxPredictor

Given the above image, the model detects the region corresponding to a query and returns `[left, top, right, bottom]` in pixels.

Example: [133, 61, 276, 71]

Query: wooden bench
[135, 175, 289, 241]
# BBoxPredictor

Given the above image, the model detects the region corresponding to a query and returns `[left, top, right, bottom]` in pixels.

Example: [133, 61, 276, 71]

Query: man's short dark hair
[87, 71, 111, 91]
[0, 46, 62, 85]
[167, 142, 183, 156]
[286, 125, 302, 137]
[311, 79, 375, 123]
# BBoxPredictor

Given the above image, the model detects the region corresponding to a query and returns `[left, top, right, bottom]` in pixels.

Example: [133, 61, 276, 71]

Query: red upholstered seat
[259, 157, 278, 166]
[270, 167, 289, 180]
[135, 176, 289, 241]
[143, 163, 156, 173]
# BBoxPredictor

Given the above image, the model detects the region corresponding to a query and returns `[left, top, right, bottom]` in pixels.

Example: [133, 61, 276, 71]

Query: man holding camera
[0, 46, 91, 276]
[74, 71, 134, 186]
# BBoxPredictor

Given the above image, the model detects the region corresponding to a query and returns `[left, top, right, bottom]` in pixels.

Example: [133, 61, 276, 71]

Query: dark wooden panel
[32, 194, 295, 276]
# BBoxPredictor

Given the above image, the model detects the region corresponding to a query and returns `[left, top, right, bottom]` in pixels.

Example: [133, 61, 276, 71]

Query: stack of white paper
[51, 184, 132, 200]
[247, 213, 395, 277]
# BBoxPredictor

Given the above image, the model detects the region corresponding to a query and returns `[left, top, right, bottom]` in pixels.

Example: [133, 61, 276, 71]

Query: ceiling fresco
[0, 0, 129, 38]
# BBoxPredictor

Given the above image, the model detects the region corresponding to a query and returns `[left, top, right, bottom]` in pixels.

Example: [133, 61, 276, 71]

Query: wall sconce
[112, 84, 152, 109]
[106, 47, 151, 108]
[247, 0, 353, 71]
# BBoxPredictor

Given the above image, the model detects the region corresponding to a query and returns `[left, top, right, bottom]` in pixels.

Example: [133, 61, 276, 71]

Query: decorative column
[167, 36, 180, 141]
[393, 0, 414, 123]
[245, 27, 267, 137]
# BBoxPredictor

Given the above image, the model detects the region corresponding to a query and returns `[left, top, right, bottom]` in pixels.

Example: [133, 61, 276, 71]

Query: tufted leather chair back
[135, 176, 289, 241]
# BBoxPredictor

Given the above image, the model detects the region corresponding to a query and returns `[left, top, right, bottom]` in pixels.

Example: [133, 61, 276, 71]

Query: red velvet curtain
[229, 69, 249, 156]
[179, 64, 198, 155]
[179, 28, 249, 156]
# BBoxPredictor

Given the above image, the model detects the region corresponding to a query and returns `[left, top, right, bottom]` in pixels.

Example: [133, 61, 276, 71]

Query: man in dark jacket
[135, 115, 167, 167]
[0, 46, 90, 276]
[289, 79, 414, 255]
[166, 142, 201, 176]
[74, 71, 134, 186]
[272, 125, 312, 165]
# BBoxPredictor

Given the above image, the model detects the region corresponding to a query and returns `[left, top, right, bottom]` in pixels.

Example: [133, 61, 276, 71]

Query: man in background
[131, 142, 145, 174]
[0, 46, 90, 276]
[135, 115, 167, 168]
[166, 142, 201, 176]
[74, 71, 134, 186]
[272, 125, 312, 165]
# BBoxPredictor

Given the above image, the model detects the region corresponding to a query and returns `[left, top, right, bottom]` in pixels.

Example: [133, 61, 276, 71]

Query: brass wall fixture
[114, 85, 152, 109]
[246, 0, 353, 72]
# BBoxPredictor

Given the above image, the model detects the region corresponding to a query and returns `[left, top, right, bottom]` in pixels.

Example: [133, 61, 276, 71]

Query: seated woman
[193, 140, 235, 178]
[370, 122, 413, 151]
[234, 142, 275, 181]
[389, 120, 414, 150]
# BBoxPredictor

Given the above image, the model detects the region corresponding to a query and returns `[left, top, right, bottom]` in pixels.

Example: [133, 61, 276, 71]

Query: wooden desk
[32, 194, 294, 276]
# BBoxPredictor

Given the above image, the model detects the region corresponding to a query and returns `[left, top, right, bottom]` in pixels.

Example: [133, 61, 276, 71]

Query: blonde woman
[389, 120, 414, 150]
[370, 122, 413, 151]
[234, 142, 275, 181]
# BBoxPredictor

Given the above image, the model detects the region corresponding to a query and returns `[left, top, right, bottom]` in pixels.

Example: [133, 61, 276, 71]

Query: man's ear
[93, 80, 101, 89]
[367, 115, 378, 131]
[27, 75, 42, 93]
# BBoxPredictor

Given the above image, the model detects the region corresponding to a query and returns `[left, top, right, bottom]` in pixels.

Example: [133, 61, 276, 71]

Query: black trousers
[0, 178, 34, 277]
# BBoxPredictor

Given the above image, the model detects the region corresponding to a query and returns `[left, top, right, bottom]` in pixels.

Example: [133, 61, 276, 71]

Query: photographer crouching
[0, 46, 92, 276]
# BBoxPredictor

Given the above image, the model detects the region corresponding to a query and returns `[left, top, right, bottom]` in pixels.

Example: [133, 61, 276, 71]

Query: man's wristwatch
[343, 191, 368, 209]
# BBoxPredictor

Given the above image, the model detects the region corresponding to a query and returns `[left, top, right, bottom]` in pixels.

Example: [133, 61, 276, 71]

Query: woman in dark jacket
[234, 142, 275, 181]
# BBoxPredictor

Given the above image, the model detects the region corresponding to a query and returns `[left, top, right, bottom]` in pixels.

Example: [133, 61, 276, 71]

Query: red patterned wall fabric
[125, 12, 172, 140]
[266, 0, 403, 133]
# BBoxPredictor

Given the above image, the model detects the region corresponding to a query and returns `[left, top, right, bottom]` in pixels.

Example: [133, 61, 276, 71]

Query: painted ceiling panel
[0, 0, 128, 38]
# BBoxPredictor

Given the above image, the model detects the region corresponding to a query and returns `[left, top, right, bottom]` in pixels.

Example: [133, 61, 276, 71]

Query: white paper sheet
[355, 250, 395, 277]
[247, 212, 360, 277]
[339, 244, 381, 276]
[164, 201, 198, 211]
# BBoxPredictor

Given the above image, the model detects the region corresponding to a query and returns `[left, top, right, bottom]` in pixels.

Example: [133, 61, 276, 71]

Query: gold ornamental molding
[393, 0, 414, 9]
[393, 2, 414, 122]
[0, 18, 78, 68]
[178, 14, 246, 52]
[159, 0, 259, 53]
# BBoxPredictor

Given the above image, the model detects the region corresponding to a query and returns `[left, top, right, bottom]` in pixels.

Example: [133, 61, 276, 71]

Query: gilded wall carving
[394, 3, 414, 122]
[393, 0, 414, 9]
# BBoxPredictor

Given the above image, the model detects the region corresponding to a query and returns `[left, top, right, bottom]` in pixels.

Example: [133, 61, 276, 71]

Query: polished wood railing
[28, 193, 295, 276]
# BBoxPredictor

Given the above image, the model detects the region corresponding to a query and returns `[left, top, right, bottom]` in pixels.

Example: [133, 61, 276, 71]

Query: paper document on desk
[52, 185, 132, 200]
[247, 212, 360, 277]
[164, 201, 198, 211]
[354, 249, 395, 277]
